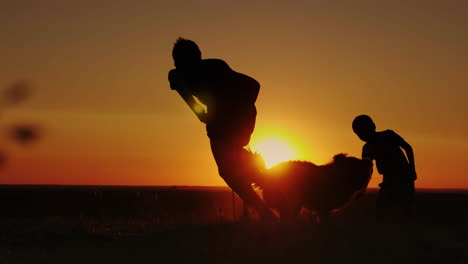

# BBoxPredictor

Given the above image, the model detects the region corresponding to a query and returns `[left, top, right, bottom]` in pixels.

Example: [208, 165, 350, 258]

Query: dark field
[1, 185, 467, 264]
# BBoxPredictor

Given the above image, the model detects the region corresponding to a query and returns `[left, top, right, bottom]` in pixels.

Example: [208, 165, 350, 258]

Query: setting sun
[252, 137, 297, 168]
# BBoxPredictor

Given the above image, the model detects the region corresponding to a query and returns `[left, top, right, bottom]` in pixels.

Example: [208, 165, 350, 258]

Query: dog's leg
[278, 202, 302, 225]
[316, 212, 331, 224]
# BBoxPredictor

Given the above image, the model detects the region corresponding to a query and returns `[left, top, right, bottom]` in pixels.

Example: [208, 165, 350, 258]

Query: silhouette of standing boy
[168, 37, 276, 221]
[352, 115, 417, 220]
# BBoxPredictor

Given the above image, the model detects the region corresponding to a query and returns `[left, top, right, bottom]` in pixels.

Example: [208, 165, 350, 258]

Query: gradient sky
[1, 0, 467, 188]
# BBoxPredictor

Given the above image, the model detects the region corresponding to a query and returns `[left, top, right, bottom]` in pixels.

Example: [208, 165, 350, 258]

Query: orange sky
[1, 0, 467, 188]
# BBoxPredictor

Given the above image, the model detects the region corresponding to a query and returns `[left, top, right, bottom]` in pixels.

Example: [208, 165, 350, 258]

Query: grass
[0, 186, 467, 263]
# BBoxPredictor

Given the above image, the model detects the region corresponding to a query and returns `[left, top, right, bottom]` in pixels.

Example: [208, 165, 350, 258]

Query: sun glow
[252, 137, 296, 168]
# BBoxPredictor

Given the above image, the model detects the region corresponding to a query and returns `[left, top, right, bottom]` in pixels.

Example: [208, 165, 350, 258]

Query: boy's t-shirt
[362, 130, 411, 185]
[188, 59, 259, 118]
[183, 59, 260, 145]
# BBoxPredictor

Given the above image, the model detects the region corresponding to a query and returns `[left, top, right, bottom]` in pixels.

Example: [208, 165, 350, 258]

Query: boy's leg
[210, 140, 276, 222]
[402, 181, 416, 219]
[376, 187, 392, 222]
[378, 183, 415, 222]
[376, 188, 385, 221]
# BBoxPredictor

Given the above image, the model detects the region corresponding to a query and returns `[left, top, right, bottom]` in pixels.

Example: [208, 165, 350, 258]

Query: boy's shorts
[206, 108, 256, 148]
[377, 181, 415, 207]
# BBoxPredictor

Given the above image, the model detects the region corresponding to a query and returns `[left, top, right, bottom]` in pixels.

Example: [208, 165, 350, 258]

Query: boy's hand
[410, 170, 417, 181]
[198, 111, 209, 124]
[168, 69, 184, 90]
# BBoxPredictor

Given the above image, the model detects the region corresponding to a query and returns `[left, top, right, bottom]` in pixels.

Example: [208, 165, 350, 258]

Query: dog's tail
[239, 147, 268, 189]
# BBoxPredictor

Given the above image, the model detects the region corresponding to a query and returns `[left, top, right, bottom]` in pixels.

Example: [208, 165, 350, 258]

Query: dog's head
[331, 154, 373, 191]
[238, 147, 268, 186]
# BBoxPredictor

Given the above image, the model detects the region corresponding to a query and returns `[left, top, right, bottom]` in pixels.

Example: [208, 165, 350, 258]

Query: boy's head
[172, 37, 202, 70]
[352, 115, 376, 142]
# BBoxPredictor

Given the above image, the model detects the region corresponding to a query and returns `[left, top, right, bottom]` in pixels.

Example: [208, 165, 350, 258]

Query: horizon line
[1, 184, 467, 192]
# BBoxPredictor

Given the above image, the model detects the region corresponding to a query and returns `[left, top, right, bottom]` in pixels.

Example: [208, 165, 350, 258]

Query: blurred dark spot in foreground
[3, 81, 31, 106]
[9, 124, 41, 145]
[0, 80, 42, 170]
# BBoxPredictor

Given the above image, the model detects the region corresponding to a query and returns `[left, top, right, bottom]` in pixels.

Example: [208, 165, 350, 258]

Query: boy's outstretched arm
[400, 140, 417, 180]
[168, 69, 208, 123]
[175, 88, 208, 123]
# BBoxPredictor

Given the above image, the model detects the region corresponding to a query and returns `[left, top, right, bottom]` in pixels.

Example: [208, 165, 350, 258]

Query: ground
[1, 186, 467, 263]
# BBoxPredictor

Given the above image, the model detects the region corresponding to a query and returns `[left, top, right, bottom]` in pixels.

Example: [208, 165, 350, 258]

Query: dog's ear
[362, 157, 373, 168]
[333, 153, 348, 163]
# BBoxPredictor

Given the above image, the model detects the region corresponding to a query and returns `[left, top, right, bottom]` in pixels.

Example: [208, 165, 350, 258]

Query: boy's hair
[352, 115, 376, 134]
[172, 37, 202, 67]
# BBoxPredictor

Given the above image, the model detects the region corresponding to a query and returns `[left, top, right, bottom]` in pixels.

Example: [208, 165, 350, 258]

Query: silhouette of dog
[240, 150, 373, 222]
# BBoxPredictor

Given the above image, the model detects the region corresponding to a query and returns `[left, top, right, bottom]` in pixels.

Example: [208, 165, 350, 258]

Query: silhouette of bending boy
[352, 115, 417, 219]
[168, 37, 276, 221]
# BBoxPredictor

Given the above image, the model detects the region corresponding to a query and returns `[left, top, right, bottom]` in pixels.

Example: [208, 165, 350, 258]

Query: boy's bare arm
[400, 140, 417, 180]
[168, 69, 208, 123]
[176, 89, 208, 123]
[390, 130, 417, 180]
